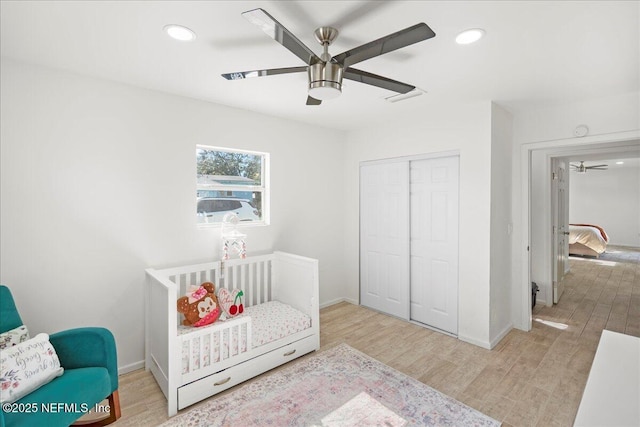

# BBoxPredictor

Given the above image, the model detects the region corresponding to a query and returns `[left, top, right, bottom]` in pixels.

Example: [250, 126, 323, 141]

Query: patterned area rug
[162, 344, 500, 427]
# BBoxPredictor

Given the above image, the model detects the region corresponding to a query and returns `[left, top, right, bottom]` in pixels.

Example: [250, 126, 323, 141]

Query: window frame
[196, 145, 269, 227]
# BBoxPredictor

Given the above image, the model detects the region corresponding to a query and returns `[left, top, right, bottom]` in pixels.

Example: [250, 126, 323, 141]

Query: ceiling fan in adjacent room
[221, 8, 436, 105]
[570, 161, 608, 173]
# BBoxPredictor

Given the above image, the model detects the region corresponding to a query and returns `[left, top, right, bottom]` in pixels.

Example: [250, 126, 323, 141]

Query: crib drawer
[177, 335, 318, 410]
[178, 362, 252, 410]
[256, 335, 318, 370]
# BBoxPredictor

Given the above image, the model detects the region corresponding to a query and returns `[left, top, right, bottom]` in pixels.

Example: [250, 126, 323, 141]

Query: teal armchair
[0, 285, 121, 427]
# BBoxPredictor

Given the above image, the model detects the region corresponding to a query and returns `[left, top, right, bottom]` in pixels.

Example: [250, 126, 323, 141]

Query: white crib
[145, 252, 319, 416]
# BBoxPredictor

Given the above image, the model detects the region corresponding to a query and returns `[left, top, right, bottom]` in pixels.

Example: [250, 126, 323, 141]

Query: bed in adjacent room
[569, 223, 609, 257]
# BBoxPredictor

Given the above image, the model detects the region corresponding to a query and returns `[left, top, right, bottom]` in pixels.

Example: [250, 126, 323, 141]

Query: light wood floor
[113, 247, 639, 427]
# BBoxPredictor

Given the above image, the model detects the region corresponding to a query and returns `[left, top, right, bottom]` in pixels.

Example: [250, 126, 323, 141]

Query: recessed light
[616, 161, 624, 165]
[164, 24, 196, 42]
[456, 28, 485, 45]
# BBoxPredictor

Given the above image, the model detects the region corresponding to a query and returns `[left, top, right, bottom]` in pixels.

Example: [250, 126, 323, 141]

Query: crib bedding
[179, 300, 311, 373]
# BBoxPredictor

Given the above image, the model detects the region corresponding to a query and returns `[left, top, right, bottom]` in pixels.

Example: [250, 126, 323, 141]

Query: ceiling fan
[570, 161, 608, 173]
[222, 8, 436, 105]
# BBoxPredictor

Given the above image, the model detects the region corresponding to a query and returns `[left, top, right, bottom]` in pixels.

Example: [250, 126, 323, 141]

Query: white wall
[570, 166, 640, 247]
[0, 60, 347, 372]
[344, 102, 495, 348]
[510, 91, 640, 328]
[489, 103, 513, 345]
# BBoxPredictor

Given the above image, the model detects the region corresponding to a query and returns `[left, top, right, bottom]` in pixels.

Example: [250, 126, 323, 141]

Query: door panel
[552, 159, 569, 304]
[410, 156, 459, 334]
[360, 162, 410, 319]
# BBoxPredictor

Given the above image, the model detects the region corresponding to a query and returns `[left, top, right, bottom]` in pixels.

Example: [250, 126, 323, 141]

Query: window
[196, 146, 268, 225]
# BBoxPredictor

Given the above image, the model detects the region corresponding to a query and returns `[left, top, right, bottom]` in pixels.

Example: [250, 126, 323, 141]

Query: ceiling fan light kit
[222, 8, 436, 105]
[308, 62, 343, 100]
[308, 26, 343, 100]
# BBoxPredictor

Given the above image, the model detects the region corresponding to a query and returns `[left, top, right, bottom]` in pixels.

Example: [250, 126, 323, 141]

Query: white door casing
[360, 161, 410, 320]
[409, 156, 459, 334]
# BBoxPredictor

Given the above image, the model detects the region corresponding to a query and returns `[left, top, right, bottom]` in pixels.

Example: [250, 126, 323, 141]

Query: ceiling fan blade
[242, 8, 321, 65]
[222, 66, 307, 80]
[586, 164, 608, 168]
[306, 96, 322, 106]
[344, 68, 415, 94]
[332, 23, 435, 69]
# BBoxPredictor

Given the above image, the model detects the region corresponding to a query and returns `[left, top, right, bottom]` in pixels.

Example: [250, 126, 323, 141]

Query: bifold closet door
[409, 156, 459, 334]
[360, 161, 410, 320]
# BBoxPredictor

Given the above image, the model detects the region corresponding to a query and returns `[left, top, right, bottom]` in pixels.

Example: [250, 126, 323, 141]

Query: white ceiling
[1, 1, 638, 132]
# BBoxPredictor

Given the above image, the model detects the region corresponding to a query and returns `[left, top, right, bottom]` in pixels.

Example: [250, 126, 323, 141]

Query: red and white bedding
[569, 224, 609, 254]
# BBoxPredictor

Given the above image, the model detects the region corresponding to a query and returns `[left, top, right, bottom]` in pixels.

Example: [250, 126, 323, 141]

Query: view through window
[196, 146, 268, 225]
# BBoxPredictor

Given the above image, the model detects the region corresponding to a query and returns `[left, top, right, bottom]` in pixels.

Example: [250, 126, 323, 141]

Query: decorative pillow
[0, 333, 64, 403]
[217, 288, 244, 317]
[0, 325, 30, 350]
[177, 282, 221, 327]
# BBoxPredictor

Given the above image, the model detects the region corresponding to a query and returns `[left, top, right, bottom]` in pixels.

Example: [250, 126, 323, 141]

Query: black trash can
[531, 282, 539, 308]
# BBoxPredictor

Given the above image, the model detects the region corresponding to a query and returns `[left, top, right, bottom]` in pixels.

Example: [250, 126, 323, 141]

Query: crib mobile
[221, 213, 246, 260]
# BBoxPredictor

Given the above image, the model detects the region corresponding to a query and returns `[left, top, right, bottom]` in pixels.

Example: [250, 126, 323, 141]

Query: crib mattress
[178, 300, 311, 374]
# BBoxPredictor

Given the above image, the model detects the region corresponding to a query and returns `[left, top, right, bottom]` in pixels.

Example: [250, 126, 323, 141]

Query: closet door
[409, 156, 459, 334]
[360, 161, 410, 319]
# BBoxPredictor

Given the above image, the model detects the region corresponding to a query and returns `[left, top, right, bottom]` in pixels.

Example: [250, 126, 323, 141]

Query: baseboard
[458, 334, 492, 350]
[490, 324, 513, 349]
[319, 297, 358, 309]
[118, 360, 144, 375]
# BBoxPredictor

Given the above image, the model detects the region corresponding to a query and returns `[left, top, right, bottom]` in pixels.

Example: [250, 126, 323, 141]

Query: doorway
[519, 130, 640, 330]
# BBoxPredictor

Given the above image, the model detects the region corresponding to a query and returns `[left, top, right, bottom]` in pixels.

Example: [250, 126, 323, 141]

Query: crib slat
[232, 265, 238, 290]
[232, 325, 237, 357]
[241, 264, 247, 302]
[198, 335, 203, 371]
[263, 261, 268, 302]
[256, 263, 262, 304]
[209, 331, 214, 365]
[264, 261, 270, 300]
[248, 264, 254, 305]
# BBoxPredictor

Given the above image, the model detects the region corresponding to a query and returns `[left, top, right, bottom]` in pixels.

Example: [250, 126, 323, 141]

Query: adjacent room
[1, 1, 638, 426]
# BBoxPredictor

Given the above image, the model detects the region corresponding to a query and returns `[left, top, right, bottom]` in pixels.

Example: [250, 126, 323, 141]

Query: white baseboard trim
[320, 297, 358, 309]
[118, 360, 144, 376]
[490, 324, 513, 349]
[458, 334, 492, 350]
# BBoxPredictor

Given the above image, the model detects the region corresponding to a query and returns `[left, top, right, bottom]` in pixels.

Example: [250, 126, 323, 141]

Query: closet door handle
[214, 377, 231, 386]
[283, 349, 296, 357]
